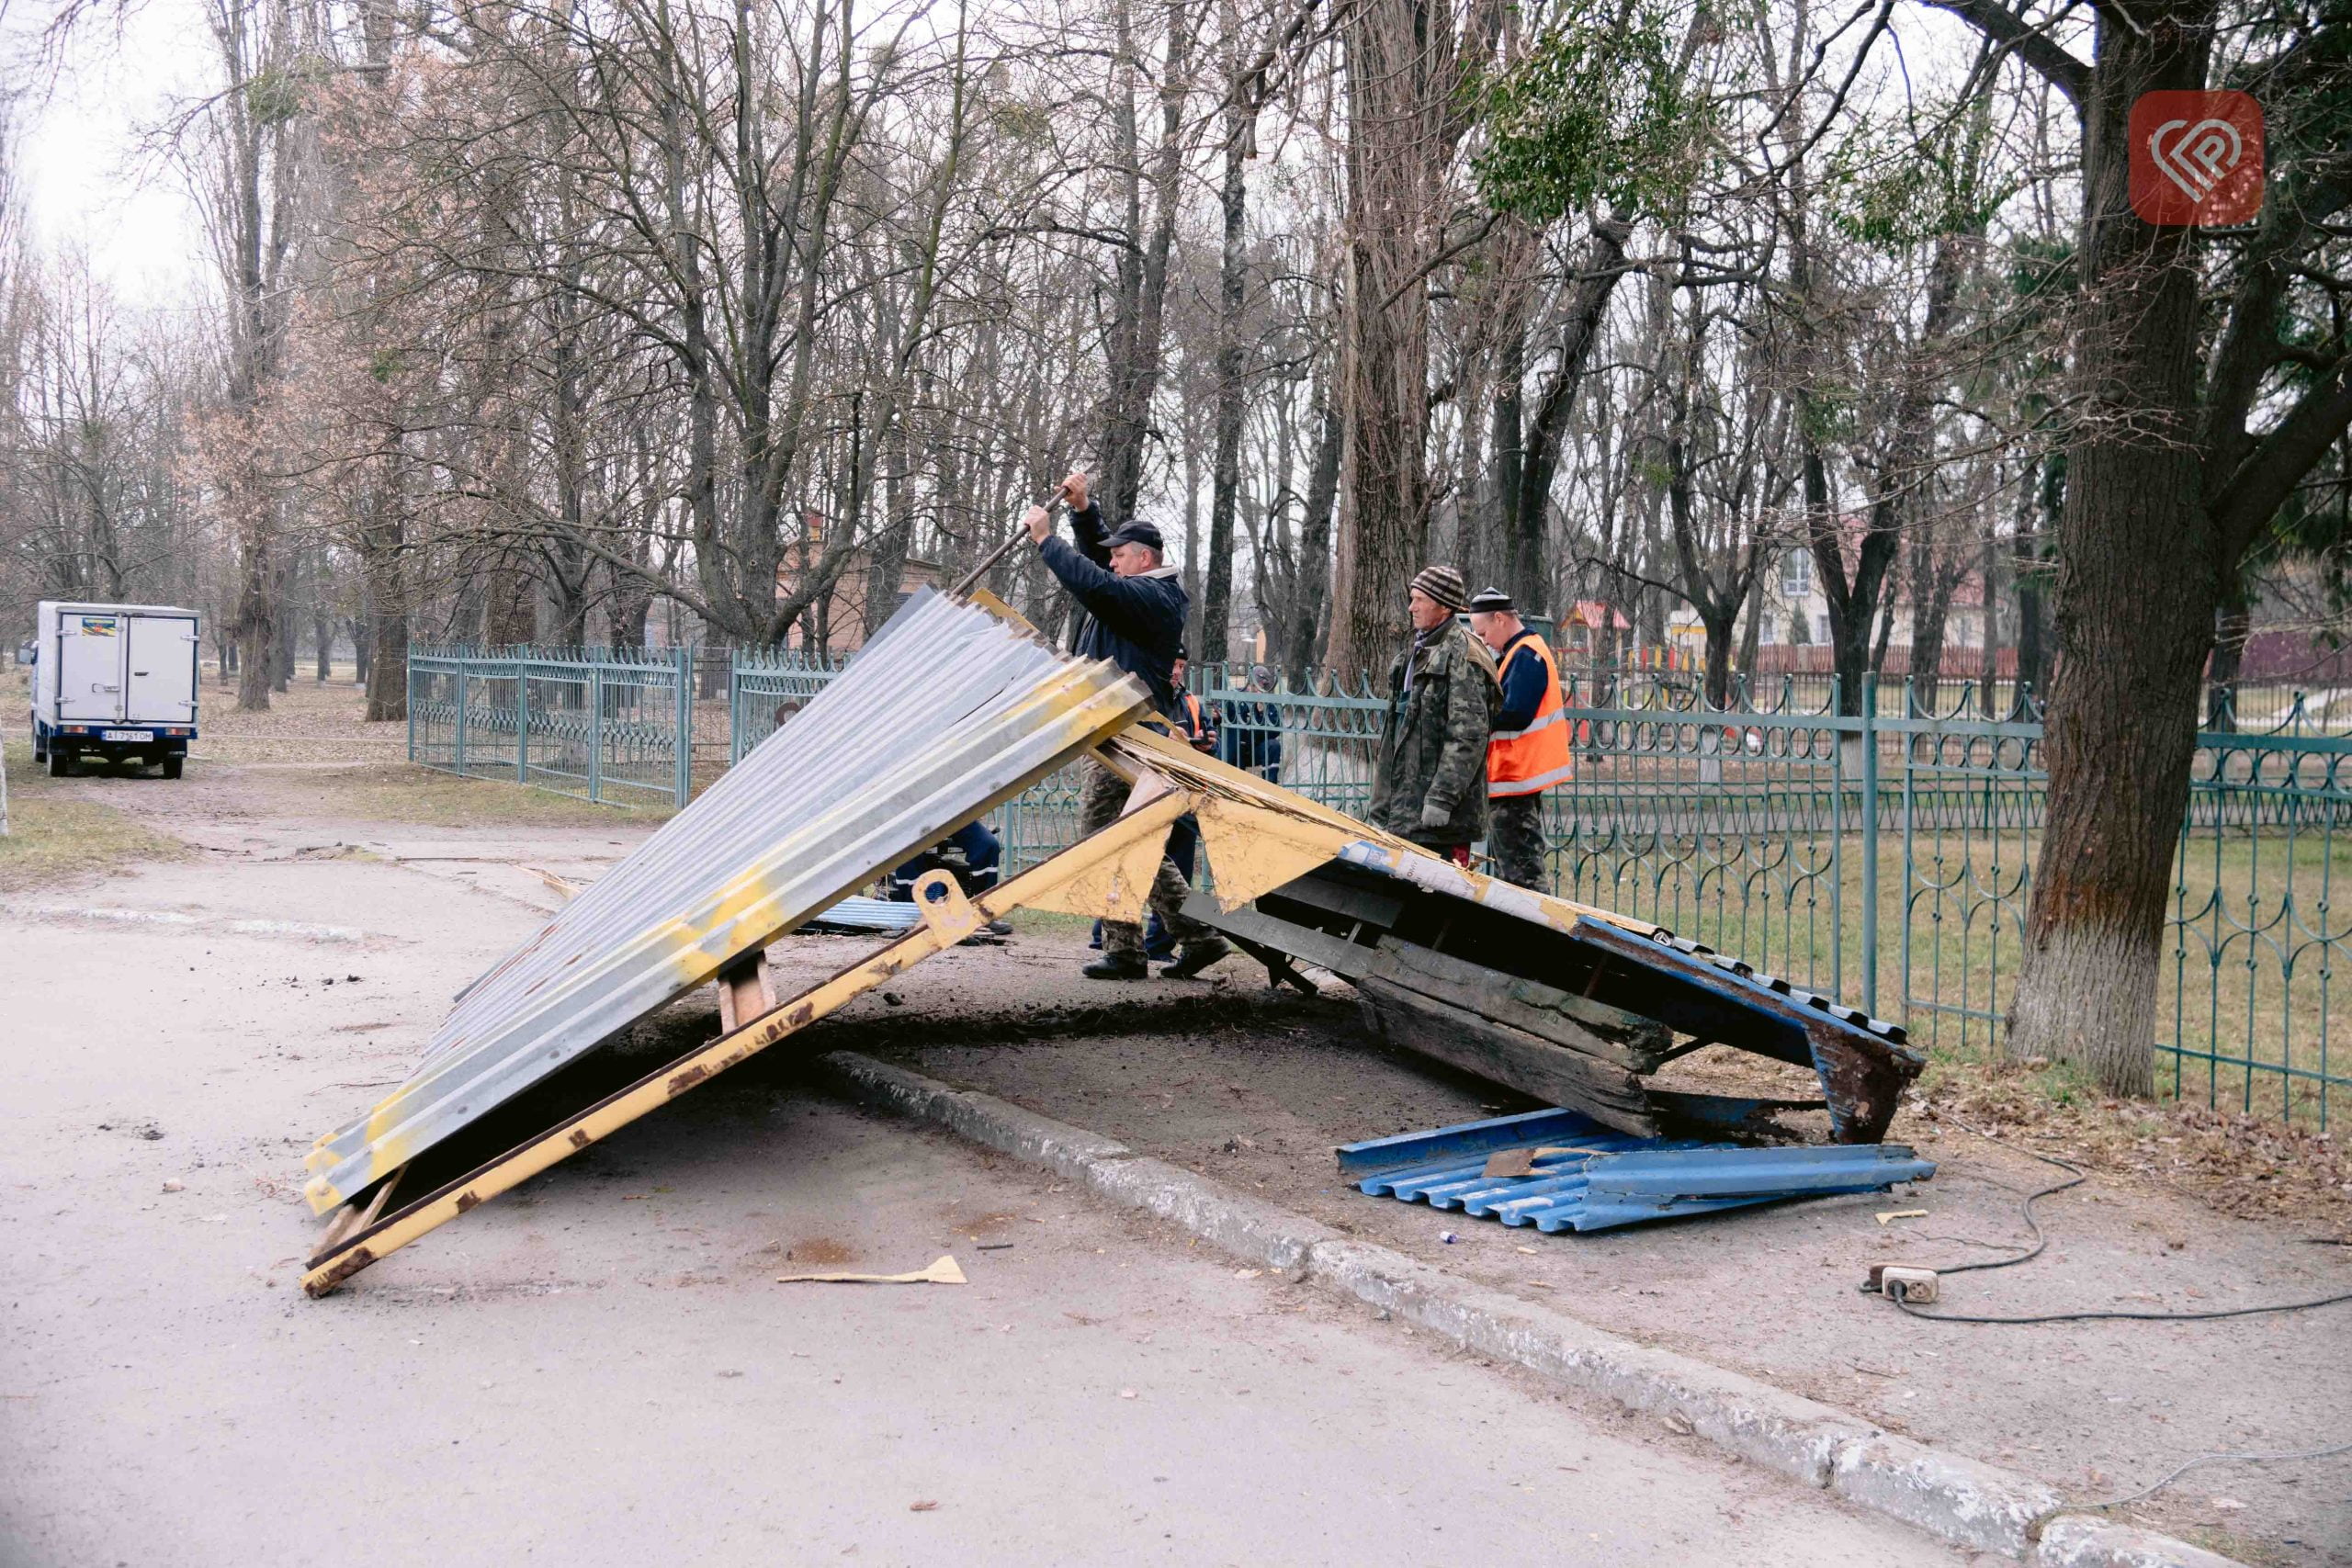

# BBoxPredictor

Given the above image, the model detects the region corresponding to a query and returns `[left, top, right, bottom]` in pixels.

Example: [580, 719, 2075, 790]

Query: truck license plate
[101, 729, 147, 742]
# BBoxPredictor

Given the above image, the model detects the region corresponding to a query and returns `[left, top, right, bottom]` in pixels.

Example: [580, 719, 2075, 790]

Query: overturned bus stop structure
[301, 589, 1922, 1296]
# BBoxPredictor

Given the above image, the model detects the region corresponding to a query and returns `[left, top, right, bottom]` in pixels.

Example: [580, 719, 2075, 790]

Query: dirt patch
[785, 1235, 856, 1267]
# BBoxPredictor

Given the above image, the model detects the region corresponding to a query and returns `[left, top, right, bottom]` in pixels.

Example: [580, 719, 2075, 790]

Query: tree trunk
[1283, 391, 1342, 689]
[1329, 0, 1444, 675]
[1202, 96, 1249, 665]
[2013, 453, 2060, 706]
[2004, 0, 2219, 1096]
[2205, 589, 2250, 731]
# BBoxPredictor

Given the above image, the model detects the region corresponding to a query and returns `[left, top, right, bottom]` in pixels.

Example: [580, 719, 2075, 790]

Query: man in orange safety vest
[1469, 588, 1570, 890]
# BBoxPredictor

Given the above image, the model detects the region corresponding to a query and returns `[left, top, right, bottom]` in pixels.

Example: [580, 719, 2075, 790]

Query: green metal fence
[408, 645, 695, 808]
[1553, 669, 2348, 1129]
[406, 641, 2347, 1126]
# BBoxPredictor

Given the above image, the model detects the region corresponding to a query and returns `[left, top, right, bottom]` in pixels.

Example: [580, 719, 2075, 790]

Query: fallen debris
[1875, 1208, 1929, 1225]
[1188, 857, 1922, 1144]
[1340, 1108, 1935, 1235]
[775, 1255, 967, 1286]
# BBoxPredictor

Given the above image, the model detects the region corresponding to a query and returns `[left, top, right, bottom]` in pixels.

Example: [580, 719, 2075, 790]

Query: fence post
[587, 665, 605, 804]
[514, 658, 531, 784]
[405, 658, 418, 763]
[673, 645, 695, 807]
[1860, 672, 1880, 1017]
[455, 666, 469, 777]
[728, 649, 745, 766]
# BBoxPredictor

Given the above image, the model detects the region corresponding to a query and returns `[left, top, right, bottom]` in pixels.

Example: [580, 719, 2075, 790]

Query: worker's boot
[1159, 936, 1233, 980]
[1082, 952, 1149, 980]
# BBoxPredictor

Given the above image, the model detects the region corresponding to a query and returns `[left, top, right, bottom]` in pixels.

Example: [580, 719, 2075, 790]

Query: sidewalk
[801, 932, 2352, 1565]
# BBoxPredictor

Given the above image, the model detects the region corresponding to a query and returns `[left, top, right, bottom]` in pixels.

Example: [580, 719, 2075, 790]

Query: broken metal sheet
[1338, 1109, 1936, 1234]
[303, 590, 1149, 1213]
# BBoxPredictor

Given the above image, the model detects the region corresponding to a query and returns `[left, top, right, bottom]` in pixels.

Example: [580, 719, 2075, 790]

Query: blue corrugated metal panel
[1338, 1110, 1935, 1234]
[800, 897, 924, 933]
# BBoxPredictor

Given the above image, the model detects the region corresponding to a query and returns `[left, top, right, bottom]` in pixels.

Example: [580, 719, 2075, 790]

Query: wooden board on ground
[1355, 976, 1659, 1137]
[1364, 937, 1674, 1073]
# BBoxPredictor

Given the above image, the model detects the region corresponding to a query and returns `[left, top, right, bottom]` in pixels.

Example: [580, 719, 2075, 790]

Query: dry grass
[276, 761, 672, 828]
[1914, 1050, 2352, 1239]
[0, 739, 192, 893]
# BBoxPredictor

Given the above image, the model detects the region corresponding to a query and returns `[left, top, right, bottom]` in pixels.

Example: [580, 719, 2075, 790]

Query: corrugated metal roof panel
[304, 591, 1148, 1212]
[1337, 1109, 1935, 1234]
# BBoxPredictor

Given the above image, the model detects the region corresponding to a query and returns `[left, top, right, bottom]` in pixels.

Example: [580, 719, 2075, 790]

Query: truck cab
[29, 601, 201, 778]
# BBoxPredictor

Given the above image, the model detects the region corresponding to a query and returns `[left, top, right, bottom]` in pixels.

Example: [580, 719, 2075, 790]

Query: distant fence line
[408, 644, 2352, 1128]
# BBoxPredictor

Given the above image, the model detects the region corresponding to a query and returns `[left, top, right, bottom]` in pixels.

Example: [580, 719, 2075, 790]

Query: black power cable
[1880, 1122, 2352, 1325]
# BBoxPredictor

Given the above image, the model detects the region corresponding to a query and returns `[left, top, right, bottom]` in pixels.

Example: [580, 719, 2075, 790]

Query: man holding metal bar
[1024, 472, 1233, 982]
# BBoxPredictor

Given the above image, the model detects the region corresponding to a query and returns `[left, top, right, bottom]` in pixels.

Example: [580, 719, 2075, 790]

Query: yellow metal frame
[303, 786, 1202, 1295]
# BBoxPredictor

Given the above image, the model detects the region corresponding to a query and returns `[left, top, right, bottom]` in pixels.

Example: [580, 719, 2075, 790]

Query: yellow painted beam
[302, 791, 1194, 1297]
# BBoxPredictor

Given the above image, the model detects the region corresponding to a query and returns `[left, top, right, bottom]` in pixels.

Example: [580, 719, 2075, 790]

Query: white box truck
[28, 601, 201, 778]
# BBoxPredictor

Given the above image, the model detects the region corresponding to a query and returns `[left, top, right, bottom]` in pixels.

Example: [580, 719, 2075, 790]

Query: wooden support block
[1355, 976, 1660, 1138]
[1366, 938, 1675, 1072]
[715, 951, 778, 1034]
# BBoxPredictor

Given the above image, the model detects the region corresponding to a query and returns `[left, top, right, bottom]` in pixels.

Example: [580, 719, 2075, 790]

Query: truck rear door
[55, 612, 126, 722]
[125, 615, 199, 726]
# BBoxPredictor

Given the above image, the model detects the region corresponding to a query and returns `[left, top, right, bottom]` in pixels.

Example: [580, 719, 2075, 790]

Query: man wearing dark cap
[1469, 588, 1570, 890]
[1025, 472, 1232, 981]
[1368, 564, 1498, 865]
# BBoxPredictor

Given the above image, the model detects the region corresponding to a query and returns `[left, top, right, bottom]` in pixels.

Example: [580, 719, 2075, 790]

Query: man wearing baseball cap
[1468, 587, 1569, 890]
[1025, 472, 1233, 982]
[1367, 564, 1499, 866]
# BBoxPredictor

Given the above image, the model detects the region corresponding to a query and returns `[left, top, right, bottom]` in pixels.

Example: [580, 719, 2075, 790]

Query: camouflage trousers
[1487, 793, 1550, 892]
[1079, 758, 1209, 958]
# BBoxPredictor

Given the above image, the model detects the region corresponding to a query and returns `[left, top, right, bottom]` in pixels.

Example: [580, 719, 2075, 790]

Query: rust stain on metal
[455, 1190, 481, 1213]
[304, 1246, 376, 1297]
[569, 1128, 592, 1149]
[667, 1064, 710, 1095]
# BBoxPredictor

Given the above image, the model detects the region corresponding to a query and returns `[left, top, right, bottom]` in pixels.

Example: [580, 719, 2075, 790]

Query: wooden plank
[1366, 938, 1675, 1071]
[1182, 895, 1375, 979]
[1258, 867, 1407, 930]
[1355, 976, 1660, 1138]
[715, 951, 777, 1034]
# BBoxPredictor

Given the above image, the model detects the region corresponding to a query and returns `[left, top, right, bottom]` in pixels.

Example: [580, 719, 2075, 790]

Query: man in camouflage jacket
[1368, 565, 1499, 860]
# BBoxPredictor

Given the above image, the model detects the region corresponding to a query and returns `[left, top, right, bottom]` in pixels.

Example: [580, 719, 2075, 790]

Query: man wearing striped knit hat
[1367, 565, 1500, 867]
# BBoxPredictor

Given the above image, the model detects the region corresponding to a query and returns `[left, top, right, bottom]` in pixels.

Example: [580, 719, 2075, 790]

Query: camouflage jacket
[1368, 620, 1499, 847]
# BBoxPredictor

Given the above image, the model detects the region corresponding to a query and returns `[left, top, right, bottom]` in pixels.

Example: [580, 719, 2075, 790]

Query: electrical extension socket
[1864, 1264, 1939, 1304]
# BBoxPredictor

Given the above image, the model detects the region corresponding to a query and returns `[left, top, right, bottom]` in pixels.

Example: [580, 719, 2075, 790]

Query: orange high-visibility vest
[1487, 634, 1573, 797]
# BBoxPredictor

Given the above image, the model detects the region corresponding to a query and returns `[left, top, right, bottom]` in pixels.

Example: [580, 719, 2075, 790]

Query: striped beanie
[1410, 565, 1468, 613]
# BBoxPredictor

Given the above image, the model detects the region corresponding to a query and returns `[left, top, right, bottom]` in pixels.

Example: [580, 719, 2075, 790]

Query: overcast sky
[15, 0, 211, 310]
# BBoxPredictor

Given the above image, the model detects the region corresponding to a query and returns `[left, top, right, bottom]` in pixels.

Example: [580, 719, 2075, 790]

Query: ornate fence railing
[407, 644, 695, 809]
[405, 643, 2347, 1126]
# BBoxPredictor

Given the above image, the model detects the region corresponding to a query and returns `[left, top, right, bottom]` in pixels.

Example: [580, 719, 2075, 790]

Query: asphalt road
[0, 830, 1981, 1566]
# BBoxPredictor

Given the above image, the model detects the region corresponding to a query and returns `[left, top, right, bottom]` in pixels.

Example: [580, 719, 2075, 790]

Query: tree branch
[1917, 0, 2088, 110]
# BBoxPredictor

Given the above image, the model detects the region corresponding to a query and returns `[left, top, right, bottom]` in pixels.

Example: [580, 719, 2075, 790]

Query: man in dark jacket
[1026, 473, 1232, 981]
[1367, 565, 1498, 863]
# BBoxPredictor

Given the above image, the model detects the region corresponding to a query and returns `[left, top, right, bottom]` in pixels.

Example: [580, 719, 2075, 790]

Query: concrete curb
[811, 1051, 2244, 1568]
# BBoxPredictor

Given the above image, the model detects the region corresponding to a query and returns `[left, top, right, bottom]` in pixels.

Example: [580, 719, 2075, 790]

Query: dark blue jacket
[1038, 502, 1187, 719]
[1494, 628, 1550, 732]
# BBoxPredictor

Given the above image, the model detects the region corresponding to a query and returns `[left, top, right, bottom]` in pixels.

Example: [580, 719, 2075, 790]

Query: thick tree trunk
[1329, 0, 1444, 675]
[2004, 1, 2219, 1096]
